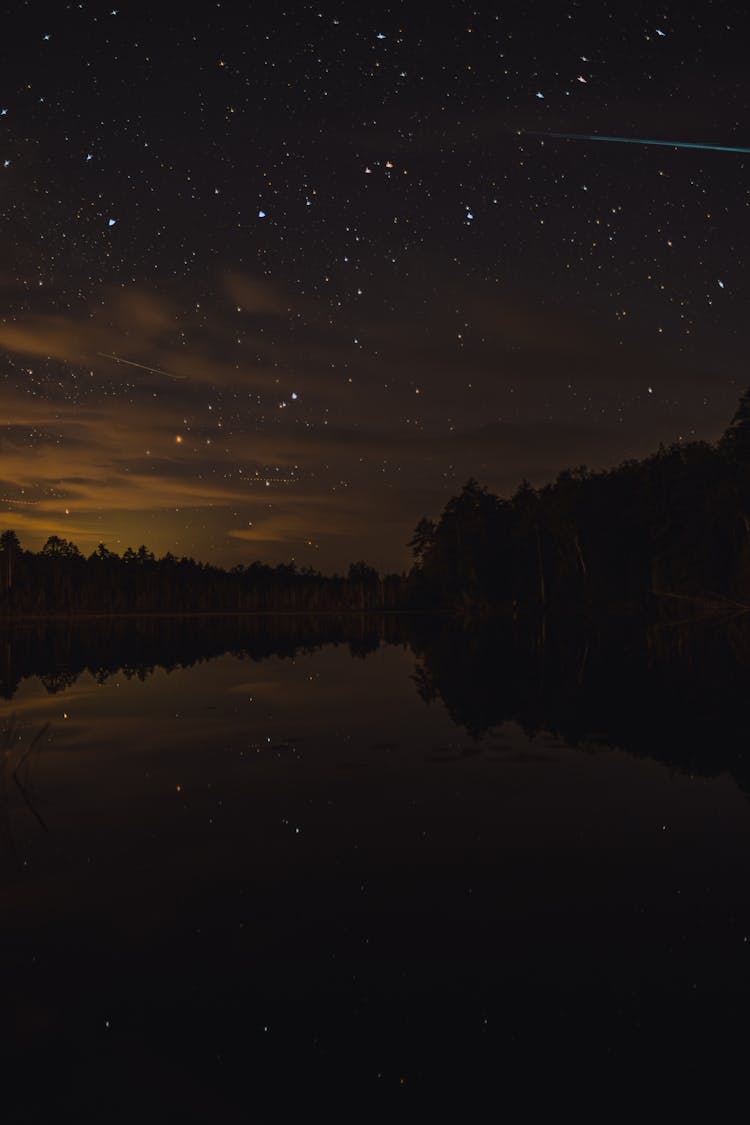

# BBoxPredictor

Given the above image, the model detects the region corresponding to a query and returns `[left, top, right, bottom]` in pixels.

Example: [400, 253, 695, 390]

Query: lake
[2, 614, 750, 1117]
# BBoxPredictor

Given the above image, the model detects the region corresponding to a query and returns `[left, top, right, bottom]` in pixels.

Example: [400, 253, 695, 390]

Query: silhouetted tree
[720, 386, 750, 462]
[407, 518, 436, 565]
[41, 536, 81, 560]
[0, 530, 20, 593]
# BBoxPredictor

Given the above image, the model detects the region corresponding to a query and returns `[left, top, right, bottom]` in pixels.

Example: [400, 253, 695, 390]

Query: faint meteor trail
[97, 352, 188, 380]
[526, 131, 750, 155]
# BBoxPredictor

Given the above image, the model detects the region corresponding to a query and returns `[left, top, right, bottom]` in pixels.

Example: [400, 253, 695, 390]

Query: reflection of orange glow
[176, 784, 182, 792]
[175, 435, 183, 444]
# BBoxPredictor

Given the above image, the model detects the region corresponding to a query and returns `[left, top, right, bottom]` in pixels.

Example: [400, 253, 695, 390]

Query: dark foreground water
[2, 614, 750, 1118]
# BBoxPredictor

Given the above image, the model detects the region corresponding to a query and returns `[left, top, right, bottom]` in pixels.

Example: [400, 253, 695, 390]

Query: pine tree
[720, 386, 750, 461]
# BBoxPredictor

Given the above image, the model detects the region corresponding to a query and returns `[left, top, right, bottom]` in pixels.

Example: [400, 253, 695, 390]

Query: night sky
[2, 1, 749, 572]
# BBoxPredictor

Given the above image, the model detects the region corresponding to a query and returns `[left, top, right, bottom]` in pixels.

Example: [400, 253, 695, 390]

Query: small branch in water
[2, 717, 50, 837]
[652, 589, 750, 620]
[653, 589, 750, 609]
[12, 722, 49, 832]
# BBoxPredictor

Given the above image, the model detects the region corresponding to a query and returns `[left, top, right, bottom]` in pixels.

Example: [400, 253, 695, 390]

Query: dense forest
[408, 388, 750, 612]
[0, 535, 408, 615]
[3, 388, 750, 616]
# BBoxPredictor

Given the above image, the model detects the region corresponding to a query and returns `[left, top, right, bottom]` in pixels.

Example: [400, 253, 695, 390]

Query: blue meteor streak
[527, 131, 750, 155]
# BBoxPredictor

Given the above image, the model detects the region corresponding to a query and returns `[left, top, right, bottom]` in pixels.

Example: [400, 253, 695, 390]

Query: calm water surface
[3, 616, 750, 1117]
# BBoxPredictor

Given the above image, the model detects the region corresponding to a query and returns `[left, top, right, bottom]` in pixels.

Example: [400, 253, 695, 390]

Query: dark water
[2, 614, 750, 1117]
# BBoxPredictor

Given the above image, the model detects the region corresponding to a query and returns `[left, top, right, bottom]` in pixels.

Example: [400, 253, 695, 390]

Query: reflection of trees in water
[408, 613, 750, 795]
[3, 612, 750, 795]
[0, 614, 407, 698]
[38, 669, 79, 694]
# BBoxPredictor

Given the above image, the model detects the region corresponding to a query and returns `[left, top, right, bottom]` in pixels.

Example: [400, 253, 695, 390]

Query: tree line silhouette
[0, 533, 408, 615]
[3, 388, 750, 615]
[407, 388, 750, 612]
